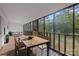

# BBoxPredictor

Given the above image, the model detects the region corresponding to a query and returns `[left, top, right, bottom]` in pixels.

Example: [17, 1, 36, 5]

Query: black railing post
[53, 33, 55, 49]
[49, 33, 51, 46]
[73, 6, 75, 56]
[64, 34, 66, 54]
[43, 17, 45, 36]
[58, 34, 60, 52]
[53, 13, 55, 49]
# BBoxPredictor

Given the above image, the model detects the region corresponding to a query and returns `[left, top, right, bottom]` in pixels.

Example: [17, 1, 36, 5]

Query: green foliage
[39, 8, 79, 34]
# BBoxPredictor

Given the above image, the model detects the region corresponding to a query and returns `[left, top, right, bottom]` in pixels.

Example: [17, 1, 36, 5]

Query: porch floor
[0, 36, 61, 56]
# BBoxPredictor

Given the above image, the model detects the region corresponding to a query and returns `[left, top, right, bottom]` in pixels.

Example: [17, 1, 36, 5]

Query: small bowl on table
[28, 36, 33, 40]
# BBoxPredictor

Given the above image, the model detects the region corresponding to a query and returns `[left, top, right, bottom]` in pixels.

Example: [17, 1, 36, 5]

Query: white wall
[0, 6, 8, 48]
[8, 22, 23, 33]
[0, 5, 23, 48]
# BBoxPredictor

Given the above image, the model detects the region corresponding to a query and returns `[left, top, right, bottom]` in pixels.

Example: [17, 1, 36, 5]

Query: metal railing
[37, 32, 79, 56]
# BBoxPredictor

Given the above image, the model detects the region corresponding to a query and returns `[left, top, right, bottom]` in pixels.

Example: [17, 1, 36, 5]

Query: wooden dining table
[20, 35, 50, 56]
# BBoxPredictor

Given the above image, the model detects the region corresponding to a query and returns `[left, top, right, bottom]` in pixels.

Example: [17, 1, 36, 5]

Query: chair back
[18, 38, 21, 46]
[14, 36, 18, 47]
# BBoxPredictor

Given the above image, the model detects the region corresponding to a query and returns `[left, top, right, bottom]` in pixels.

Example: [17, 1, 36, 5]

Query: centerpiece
[28, 36, 33, 40]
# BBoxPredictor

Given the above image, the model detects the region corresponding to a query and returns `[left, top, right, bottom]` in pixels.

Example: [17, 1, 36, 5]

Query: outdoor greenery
[38, 18, 44, 32]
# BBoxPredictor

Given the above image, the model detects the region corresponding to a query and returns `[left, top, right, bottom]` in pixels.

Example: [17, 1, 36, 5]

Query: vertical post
[37, 20, 38, 36]
[47, 42, 50, 56]
[26, 47, 30, 56]
[64, 34, 66, 54]
[58, 34, 60, 52]
[46, 33, 48, 39]
[73, 6, 75, 56]
[43, 17, 45, 36]
[30, 22, 32, 34]
[53, 14, 55, 49]
[49, 33, 51, 46]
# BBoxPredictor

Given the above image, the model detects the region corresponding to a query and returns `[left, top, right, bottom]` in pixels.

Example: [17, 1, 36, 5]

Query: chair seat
[18, 42, 26, 48]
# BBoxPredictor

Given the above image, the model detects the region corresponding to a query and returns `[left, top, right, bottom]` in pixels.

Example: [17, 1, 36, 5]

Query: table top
[21, 35, 49, 48]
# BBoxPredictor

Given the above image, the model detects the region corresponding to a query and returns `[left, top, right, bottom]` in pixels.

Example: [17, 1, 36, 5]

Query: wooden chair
[14, 36, 26, 56]
[14, 36, 18, 56]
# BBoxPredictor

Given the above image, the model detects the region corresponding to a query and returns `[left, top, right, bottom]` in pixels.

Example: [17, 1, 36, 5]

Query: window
[54, 7, 73, 55]
[45, 14, 54, 48]
[45, 14, 53, 33]
[54, 10, 65, 52]
[75, 4, 79, 56]
[65, 7, 73, 55]
[30, 22, 33, 31]
[33, 20, 38, 31]
[38, 18, 44, 35]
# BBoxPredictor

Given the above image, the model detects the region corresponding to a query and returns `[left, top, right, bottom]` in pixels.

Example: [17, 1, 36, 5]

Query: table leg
[26, 47, 33, 56]
[26, 48, 30, 56]
[25, 47, 28, 56]
[47, 42, 50, 56]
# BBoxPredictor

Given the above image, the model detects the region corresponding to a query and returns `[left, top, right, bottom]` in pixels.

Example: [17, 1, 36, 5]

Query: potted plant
[5, 34, 9, 43]
[9, 32, 12, 36]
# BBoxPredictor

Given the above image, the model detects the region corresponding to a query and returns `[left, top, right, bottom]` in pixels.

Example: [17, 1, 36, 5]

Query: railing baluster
[64, 34, 66, 54]
[53, 33, 55, 49]
[49, 33, 51, 46]
[58, 34, 60, 52]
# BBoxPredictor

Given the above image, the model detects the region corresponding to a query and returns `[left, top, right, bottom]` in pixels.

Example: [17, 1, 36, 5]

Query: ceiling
[0, 3, 73, 25]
